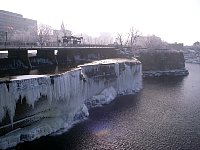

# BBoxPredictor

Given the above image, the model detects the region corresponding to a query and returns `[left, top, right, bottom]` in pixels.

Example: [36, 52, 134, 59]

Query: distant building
[62, 36, 83, 44]
[52, 29, 72, 42]
[0, 10, 37, 40]
[168, 42, 184, 50]
[52, 21, 72, 43]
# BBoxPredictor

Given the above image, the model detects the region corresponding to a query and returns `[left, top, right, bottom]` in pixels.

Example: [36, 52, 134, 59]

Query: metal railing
[0, 41, 117, 49]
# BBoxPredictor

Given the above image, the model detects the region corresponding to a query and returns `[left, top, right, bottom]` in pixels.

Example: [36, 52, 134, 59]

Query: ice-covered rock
[86, 86, 117, 108]
[0, 58, 142, 149]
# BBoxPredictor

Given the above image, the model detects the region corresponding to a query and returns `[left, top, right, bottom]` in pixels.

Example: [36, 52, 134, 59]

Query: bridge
[0, 41, 117, 50]
[0, 42, 119, 69]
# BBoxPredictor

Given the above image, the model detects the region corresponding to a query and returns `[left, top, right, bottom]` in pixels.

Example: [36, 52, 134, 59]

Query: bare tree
[32, 24, 53, 46]
[129, 27, 141, 50]
[116, 33, 130, 48]
[116, 33, 123, 47]
[115, 27, 141, 49]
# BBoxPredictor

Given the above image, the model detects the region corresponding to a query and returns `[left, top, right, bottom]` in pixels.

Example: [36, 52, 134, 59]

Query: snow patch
[86, 87, 117, 108]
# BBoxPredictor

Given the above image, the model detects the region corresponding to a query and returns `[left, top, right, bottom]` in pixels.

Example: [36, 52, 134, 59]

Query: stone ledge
[143, 69, 189, 77]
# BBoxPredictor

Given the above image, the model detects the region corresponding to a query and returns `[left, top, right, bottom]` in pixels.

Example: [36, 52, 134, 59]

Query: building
[52, 21, 72, 43]
[0, 10, 37, 41]
[62, 36, 83, 44]
[52, 29, 72, 42]
[168, 42, 184, 50]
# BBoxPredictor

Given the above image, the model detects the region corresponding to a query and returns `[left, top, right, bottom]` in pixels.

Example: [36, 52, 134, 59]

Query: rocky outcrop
[137, 49, 189, 77]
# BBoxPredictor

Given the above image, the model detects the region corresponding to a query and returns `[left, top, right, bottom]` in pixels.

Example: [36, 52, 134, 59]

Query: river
[16, 63, 200, 150]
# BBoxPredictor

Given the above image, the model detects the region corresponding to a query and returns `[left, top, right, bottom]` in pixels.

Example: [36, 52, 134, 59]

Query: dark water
[16, 63, 200, 150]
[0, 65, 76, 82]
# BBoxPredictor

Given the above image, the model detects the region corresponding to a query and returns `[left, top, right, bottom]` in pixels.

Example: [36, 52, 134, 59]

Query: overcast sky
[1, 0, 200, 45]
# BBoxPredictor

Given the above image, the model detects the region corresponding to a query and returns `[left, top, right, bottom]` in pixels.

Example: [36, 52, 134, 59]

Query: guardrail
[0, 41, 117, 49]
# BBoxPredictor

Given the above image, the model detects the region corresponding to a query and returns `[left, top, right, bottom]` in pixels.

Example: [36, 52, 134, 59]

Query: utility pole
[5, 31, 7, 41]
[5, 31, 7, 49]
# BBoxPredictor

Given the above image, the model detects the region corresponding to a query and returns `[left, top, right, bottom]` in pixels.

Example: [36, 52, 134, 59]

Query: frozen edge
[0, 58, 142, 149]
[143, 69, 189, 77]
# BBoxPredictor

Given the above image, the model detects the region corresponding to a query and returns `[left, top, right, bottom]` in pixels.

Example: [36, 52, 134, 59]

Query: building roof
[0, 10, 22, 18]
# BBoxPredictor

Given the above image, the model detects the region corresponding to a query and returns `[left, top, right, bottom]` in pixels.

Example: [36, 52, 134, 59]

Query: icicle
[0, 58, 143, 150]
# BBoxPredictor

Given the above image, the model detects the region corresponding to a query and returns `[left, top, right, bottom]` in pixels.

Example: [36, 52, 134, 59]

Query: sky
[1, 0, 200, 45]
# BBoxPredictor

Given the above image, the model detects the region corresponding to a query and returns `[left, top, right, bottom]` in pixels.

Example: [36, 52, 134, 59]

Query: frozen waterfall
[0, 58, 142, 149]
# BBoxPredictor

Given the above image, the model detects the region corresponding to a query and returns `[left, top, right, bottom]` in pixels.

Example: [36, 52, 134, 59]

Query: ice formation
[0, 58, 142, 149]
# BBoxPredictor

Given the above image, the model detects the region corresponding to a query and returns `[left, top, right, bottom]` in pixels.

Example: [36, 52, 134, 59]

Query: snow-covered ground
[0, 58, 142, 149]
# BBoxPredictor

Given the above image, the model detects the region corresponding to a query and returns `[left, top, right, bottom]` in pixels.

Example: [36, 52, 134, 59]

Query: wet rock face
[138, 50, 185, 71]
